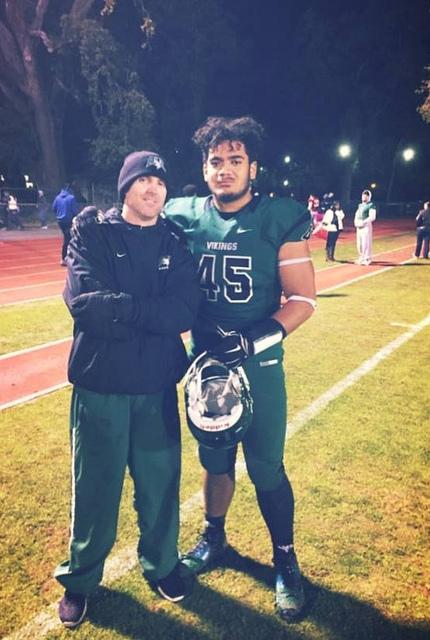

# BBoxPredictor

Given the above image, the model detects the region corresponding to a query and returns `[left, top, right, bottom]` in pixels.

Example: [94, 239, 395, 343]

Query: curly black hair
[192, 116, 265, 162]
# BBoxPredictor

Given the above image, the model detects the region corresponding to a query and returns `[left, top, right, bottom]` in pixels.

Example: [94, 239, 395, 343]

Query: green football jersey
[164, 194, 312, 332]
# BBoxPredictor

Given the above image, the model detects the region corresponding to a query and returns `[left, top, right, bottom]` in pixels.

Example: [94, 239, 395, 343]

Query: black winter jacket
[64, 207, 201, 394]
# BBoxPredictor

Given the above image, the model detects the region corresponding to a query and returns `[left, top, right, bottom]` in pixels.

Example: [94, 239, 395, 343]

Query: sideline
[5, 312, 430, 640]
[0, 294, 62, 307]
[0, 247, 417, 411]
[0, 337, 71, 361]
[0, 242, 415, 308]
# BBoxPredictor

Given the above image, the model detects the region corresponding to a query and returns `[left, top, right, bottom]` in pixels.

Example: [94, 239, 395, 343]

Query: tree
[0, 1, 155, 190]
[70, 17, 155, 182]
[0, 1, 98, 188]
[418, 67, 430, 124]
[136, 0, 244, 190]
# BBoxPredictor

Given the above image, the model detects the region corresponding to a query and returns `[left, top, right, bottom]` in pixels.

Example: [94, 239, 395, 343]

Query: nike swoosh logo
[227, 345, 242, 353]
[237, 228, 252, 234]
[116, 252, 126, 258]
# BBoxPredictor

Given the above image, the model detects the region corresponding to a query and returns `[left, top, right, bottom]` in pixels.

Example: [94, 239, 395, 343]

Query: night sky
[2, 0, 430, 204]
[136, 0, 430, 202]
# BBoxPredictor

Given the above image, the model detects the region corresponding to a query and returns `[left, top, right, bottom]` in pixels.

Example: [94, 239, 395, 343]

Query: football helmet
[184, 352, 253, 449]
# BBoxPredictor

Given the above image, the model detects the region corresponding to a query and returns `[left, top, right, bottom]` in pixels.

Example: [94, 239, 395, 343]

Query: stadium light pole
[337, 143, 355, 204]
[402, 147, 415, 162]
[386, 145, 416, 202]
[338, 143, 352, 159]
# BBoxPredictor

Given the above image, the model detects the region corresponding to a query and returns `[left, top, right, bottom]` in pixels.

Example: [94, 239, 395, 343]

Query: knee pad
[198, 444, 237, 475]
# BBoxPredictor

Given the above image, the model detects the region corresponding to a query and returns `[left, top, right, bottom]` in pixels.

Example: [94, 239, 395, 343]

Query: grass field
[1, 230, 429, 639]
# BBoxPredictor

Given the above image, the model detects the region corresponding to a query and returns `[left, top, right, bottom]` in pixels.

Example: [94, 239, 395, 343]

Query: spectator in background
[37, 190, 50, 229]
[182, 183, 198, 197]
[354, 189, 376, 266]
[413, 201, 430, 259]
[314, 200, 345, 261]
[0, 190, 8, 228]
[307, 194, 324, 231]
[52, 184, 79, 265]
[6, 193, 24, 230]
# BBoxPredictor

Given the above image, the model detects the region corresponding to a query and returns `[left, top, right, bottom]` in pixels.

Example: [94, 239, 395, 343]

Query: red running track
[0, 220, 413, 306]
[0, 229, 415, 409]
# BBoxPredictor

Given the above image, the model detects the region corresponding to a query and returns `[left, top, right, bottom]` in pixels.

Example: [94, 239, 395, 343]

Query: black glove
[209, 318, 286, 369]
[209, 331, 253, 368]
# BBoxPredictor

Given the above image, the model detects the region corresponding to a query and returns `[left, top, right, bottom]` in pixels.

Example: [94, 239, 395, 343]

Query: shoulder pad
[72, 206, 100, 230]
[165, 196, 209, 220]
[261, 196, 313, 244]
[72, 206, 116, 232]
[162, 216, 188, 243]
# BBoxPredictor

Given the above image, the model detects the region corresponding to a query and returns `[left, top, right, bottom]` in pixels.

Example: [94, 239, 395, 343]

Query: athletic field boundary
[5, 312, 430, 640]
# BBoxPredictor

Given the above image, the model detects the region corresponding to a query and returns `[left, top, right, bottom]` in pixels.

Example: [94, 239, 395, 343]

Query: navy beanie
[118, 151, 167, 201]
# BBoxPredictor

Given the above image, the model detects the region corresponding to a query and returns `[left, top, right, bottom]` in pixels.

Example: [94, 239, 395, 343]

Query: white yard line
[0, 337, 71, 361]
[0, 252, 416, 411]
[390, 322, 416, 329]
[318, 256, 414, 294]
[316, 242, 414, 273]
[287, 314, 430, 438]
[5, 312, 430, 640]
[0, 383, 70, 411]
[0, 294, 62, 307]
[0, 279, 64, 293]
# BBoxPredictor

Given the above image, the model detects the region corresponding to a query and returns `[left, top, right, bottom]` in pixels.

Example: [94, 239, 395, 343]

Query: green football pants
[54, 385, 181, 594]
[199, 355, 288, 491]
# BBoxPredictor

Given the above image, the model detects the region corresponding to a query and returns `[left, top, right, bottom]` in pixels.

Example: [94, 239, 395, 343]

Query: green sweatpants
[54, 385, 181, 594]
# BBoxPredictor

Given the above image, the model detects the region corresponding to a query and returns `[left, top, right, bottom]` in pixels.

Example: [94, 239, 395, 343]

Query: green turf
[0, 299, 72, 355]
[1, 228, 428, 638]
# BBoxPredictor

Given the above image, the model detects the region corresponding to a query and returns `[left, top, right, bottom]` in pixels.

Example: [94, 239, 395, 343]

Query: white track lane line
[0, 279, 64, 292]
[0, 337, 71, 361]
[0, 252, 417, 409]
[4, 313, 430, 640]
[0, 294, 61, 307]
[318, 256, 415, 294]
[0, 383, 70, 411]
[316, 242, 414, 273]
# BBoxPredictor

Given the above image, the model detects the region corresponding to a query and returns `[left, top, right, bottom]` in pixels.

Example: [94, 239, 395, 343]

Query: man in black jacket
[54, 151, 201, 629]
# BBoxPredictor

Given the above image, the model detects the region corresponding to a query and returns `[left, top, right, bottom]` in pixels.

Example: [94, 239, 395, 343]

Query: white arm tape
[279, 257, 312, 266]
[253, 327, 285, 355]
[286, 294, 317, 310]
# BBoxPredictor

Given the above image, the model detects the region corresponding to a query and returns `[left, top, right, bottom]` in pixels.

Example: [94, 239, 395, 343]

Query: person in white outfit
[354, 189, 376, 265]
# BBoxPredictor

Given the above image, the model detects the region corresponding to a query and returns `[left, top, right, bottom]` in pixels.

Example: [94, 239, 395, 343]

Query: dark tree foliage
[0, 1, 155, 191]
[1, 0, 429, 201]
[418, 68, 430, 124]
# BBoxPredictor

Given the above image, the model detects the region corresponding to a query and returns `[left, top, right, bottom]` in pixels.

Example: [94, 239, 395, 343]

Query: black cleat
[181, 526, 227, 574]
[274, 549, 305, 623]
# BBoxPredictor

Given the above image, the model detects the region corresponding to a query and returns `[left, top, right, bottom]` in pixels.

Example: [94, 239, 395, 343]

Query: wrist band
[278, 257, 312, 266]
[287, 294, 317, 310]
[245, 318, 287, 356]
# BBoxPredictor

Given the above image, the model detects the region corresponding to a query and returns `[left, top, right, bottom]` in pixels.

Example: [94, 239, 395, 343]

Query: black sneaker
[156, 562, 188, 602]
[181, 526, 227, 574]
[58, 590, 88, 628]
[274, 549, 305, 622]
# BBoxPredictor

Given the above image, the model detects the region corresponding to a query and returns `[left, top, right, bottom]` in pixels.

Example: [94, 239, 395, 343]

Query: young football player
[165, 116, 316, 622]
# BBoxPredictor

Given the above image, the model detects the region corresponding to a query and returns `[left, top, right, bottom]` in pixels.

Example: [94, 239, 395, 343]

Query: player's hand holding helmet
[184, 352, 253, 449]
[208, 319, 287, 369]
